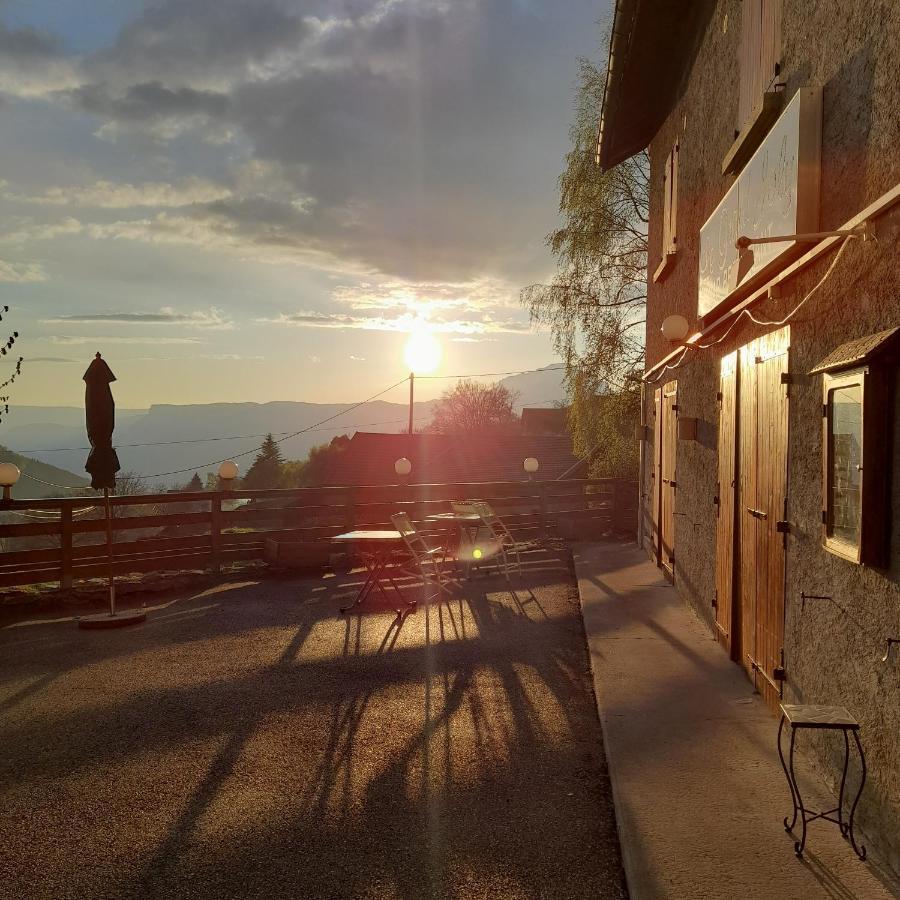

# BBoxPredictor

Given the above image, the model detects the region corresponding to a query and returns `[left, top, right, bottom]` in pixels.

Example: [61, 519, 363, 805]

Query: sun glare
[403, 328, 442, 374]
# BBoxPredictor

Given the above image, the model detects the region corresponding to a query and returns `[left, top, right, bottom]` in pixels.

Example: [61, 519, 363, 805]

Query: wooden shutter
[661, 143, 679, 257]
[714, 352, 738, 654]
[738, 0, 783, 132]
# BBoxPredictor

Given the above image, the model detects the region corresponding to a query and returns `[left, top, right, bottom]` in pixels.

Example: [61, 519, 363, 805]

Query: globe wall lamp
[218, 460, 238, 489]
[524, 457, 540, 480]
[0, 462, 20, 503]
[660, 314, 691, 344]
[394, 457, 412, 478]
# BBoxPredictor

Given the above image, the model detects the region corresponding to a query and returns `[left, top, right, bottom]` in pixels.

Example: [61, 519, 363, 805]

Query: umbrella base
[78, 610, 146, 630]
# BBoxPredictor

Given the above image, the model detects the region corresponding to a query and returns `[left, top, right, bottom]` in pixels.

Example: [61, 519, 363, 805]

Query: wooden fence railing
[0, 478, 637, 589]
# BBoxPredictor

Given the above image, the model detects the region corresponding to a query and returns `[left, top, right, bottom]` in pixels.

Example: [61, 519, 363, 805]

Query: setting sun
[403, 328, 442, 374]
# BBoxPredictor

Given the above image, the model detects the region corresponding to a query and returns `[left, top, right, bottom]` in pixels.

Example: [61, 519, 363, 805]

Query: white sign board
[698, 89, 821, 319]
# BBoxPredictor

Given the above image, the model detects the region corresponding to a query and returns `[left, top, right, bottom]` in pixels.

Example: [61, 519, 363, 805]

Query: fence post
[60, 506, 73, 590]
[210, 494, 222, 574]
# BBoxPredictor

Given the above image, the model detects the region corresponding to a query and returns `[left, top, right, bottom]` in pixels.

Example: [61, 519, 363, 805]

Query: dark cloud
[2, 0, 600, 284]
[0, 22, 62, 59]
[67, 81, 229, 124]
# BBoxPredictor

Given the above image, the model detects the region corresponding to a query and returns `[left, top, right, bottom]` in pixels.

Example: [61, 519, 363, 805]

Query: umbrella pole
[105, 487, 116, 616]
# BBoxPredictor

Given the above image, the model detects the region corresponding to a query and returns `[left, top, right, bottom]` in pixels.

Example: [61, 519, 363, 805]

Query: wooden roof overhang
[642, 181, 900, 383]
[596, 0, 715, 171]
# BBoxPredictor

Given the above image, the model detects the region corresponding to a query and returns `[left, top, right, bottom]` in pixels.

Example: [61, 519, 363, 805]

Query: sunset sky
[1, 0, 606, 409]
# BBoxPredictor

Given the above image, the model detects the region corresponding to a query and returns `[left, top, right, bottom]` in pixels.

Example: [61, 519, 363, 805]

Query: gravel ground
[0, 560, 626, 900]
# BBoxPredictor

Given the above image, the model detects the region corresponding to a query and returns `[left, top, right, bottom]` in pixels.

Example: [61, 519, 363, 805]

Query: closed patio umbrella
[79, 352, 144, 629]
[84, 352, 120, 490]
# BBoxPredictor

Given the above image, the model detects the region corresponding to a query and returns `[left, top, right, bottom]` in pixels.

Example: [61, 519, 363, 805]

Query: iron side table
[778, 703, 867, 860]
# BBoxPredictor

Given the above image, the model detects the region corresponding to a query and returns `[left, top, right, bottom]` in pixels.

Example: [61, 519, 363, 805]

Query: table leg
[778, 716, 800, 834]
[846, 730, 868, 861]
[838, 728, 850, 837]
[787, 726, 808, 857]
[340, 554, 382, 613]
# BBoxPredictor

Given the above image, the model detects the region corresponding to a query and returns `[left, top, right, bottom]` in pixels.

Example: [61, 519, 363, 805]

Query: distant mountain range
[3, 366, 567, 496]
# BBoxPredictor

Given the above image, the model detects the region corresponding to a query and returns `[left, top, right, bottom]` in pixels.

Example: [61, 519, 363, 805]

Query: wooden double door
[715, 328, 789, 711]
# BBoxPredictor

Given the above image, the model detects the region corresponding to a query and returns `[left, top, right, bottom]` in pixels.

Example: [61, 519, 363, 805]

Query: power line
[417, 365, 564, 380]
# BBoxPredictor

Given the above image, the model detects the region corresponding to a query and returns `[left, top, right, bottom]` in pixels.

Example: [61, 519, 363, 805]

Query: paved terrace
[0, 558, 626, 899]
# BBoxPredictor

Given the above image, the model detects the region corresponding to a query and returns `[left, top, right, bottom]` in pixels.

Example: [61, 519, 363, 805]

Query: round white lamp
[0, 462, 20, 501]
[523, 457, 540, 478]
[661, 314, 690, 343]
[394, 457, 412, 477]
[218, 460, 239, 486]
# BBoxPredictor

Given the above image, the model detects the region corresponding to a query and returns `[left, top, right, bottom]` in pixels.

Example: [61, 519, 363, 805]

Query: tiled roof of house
[322, 431, 580, 486]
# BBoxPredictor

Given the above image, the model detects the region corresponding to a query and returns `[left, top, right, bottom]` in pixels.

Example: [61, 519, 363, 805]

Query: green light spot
[473, 547, 483, 559]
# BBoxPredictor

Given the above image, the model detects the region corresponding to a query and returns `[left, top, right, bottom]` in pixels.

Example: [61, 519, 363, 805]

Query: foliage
[568, 372, 640, 479]
[242, 434, 285, 490]
[185, 472, 203, 492]
[427, 380, 520, 434]
[520, 48, 647, 477]
[283, 436, 350, 487]
[0, 305, 22, 426]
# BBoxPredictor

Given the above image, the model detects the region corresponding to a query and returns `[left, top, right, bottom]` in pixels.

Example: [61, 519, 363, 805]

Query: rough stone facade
[639, 0, 900, 870]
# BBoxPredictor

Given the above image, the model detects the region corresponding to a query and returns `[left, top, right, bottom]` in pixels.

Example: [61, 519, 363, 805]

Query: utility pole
[408, 371, 414, 434]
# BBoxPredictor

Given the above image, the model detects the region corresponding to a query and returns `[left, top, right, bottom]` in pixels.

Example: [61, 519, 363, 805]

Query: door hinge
[822, 403, 828, 417]
[773, 665, 787, 682]
[712, 590, 718, 610]
[672, 403, 680, 412]
[775, 520, 790, 533]
[780, 372, 792, 384]
[716, 391, 723, 402]
[821, 510, 827, 524]
[669, 480, 677, 489]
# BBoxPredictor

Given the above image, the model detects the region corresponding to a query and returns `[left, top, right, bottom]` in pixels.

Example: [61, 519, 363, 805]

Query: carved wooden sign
[698, 88, 821, 319]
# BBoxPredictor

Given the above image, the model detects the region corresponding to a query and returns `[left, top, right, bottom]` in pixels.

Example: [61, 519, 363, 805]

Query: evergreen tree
[243, 434, 285, 489]
[185, 472, 203, 492]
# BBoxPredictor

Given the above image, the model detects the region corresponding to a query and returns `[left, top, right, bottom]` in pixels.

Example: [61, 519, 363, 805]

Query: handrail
[0, 477, 637, 590]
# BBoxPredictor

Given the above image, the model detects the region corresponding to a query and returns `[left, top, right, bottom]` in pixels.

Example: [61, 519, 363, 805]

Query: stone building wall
[640, 0, 900, 870]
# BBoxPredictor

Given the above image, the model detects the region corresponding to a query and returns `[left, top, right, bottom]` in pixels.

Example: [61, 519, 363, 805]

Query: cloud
[16, 178, 231, 209]
[258, 309, 535, 336]
[42, 307, 233, 329]
[0, 260, 47, 282]
[49, 335, 204, 345]
[0, 0, 581, 283]
[0, 217, 83, 245]
[25, 356, 78, 363]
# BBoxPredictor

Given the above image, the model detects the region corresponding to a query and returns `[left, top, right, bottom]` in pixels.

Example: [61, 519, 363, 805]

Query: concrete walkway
[574, 541, 900, 900]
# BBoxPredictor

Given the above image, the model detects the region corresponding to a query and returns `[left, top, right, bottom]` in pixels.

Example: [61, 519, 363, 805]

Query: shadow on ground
[0, 558, 626, 900]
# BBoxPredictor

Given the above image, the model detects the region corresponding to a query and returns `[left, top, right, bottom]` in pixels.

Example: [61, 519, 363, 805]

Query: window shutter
[738, 0, 783, 133]
[669, 143, 679, 255]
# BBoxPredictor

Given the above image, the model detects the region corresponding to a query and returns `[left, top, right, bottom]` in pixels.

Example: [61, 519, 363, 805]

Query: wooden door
[738, 328, 789, 711]
[660, 381, 678, 578]
[649, 388, 662, 562]
[714, 352, 739, 655]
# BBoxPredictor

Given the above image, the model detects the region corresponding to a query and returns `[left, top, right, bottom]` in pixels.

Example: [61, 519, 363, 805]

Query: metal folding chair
[390, 512, 452, 598]
[471, 501, 527, 576]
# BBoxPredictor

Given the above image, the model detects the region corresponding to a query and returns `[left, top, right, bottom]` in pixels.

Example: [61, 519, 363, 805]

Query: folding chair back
[471, 501, 523, 575]
[390, 512, 450, 596]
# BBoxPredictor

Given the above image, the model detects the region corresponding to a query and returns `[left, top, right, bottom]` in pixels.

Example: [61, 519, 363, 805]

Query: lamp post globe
[218, 460, 239, 485]
[0, 462, 20, 501]
[394, 457, 412, 477]
[523, 457, 539, 476]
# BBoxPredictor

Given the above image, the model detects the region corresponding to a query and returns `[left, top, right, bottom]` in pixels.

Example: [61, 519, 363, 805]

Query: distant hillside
[5, 363, 569, 487]
[0, 446, 88, 499]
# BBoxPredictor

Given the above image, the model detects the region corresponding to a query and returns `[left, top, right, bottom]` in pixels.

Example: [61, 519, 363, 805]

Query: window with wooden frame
[818, 368, 890, 566]
[813, 327, 899, 566]
[653, 142, 678, 283]
[722, 0, 783, 175]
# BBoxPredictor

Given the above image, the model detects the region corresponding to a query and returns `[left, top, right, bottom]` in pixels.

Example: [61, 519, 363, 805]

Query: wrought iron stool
[777, 703, 867, 860]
